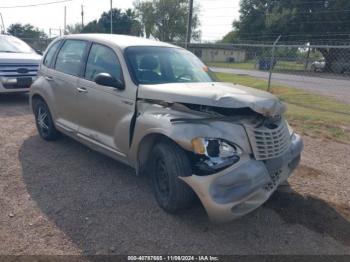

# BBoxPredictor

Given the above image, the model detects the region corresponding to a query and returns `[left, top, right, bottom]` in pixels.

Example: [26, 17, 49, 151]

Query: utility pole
[64, 6, 67, 35]
[110, 0, 113, 34]
[0, 13, 5, 34]
[185, 0, 194, 49]
[81, 5, 84, 28]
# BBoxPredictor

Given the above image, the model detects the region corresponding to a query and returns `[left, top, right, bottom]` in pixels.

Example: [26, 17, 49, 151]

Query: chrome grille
[0, 63, 39, 78]
[245, 119, 291, 160]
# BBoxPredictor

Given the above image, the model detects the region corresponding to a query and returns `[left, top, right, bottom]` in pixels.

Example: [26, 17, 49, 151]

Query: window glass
[125, 46, 217, 85]
[85, 43, 123, 82]
[55, 40, 88, 76]
[43, 40, 61, 67]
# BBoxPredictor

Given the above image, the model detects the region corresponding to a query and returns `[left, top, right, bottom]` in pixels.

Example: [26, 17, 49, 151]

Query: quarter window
[55, 40, 88, 76]
[43, 40, 61, 68]
[84, 43, 123, 82]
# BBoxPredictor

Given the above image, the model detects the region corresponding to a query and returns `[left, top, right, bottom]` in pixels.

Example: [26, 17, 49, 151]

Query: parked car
[311, 58, 350, 74]
[311, 58, 325, 72]
[29, 34, 303, 222]
[0, 34, 41, 94]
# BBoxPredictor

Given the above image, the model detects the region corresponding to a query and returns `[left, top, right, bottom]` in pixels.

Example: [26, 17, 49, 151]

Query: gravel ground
[0, 93, 349, 255]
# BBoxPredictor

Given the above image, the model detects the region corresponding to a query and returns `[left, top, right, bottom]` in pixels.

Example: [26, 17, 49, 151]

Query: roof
[63, 34, 178, 50]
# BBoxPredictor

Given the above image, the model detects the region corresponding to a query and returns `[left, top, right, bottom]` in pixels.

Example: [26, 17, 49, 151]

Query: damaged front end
[131, 92, 303, 222]
[168, 103, 303, 222]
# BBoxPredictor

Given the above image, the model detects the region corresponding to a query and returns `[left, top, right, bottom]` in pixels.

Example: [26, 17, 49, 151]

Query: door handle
[77, 87, 88, 93]
[45, 76, 54, 81]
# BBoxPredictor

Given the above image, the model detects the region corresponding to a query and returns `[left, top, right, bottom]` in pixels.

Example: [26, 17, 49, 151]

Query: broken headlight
[191, 138, 242, 173]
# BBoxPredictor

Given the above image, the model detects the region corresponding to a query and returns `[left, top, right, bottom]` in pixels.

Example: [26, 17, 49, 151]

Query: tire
[151, 140, 195, 213]
[33, 99, 61, 141]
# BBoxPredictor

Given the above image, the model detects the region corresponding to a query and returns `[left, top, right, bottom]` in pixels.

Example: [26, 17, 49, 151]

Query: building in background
[189, 43, 246, 63]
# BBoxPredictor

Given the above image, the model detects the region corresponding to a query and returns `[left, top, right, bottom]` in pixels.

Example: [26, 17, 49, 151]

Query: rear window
[54, 40, 88, 77]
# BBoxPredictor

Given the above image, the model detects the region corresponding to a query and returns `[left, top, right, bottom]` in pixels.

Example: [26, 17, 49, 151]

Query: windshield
[125, 46, 217, 85]
[0, 36, 35, 53]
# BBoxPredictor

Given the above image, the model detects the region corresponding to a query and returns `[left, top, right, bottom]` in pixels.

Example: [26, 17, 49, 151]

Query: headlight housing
[192, 138, 242, 158]
[191, 138, 242, 173]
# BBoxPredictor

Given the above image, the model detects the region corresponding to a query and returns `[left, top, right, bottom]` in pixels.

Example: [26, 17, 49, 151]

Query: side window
[84, 43, 123, 82]
[55, 40, 88, 76]
[43, 40, 61, 68]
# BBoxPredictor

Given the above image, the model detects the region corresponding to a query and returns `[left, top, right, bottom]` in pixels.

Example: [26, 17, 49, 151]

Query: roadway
[211, 67, 350, 104]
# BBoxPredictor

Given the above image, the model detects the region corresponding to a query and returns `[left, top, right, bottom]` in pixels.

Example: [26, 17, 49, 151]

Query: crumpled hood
[0, 52, 42, 64]
[138, 82, 285, 117]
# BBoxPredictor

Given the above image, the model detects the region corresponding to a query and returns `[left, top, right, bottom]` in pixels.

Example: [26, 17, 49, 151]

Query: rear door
[49, 39, 89, 133]
[76, 43, 135, 158]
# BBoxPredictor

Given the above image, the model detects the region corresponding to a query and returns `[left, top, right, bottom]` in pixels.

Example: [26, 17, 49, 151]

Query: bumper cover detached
[181, 134, 303, 223]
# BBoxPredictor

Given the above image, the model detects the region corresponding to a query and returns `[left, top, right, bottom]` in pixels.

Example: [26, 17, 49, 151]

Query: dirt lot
[0, 93, 349, 255]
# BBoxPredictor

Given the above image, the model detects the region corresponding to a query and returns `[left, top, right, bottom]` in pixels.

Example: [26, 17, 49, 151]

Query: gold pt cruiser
[30, 34, 303, 222]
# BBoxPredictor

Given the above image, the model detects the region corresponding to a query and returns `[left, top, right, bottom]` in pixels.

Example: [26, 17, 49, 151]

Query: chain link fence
[19, 37, 350, 79]
[187, 42, 350, 79]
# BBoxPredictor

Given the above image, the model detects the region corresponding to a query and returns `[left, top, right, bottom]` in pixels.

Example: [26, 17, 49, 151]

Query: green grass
[208, 61, 256, 70]
[208, 61, 307, 72]
[216, 72, 350, 142]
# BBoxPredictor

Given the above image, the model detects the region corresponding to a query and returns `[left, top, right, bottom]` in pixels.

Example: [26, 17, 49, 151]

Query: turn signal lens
[191, 137, 207, 155]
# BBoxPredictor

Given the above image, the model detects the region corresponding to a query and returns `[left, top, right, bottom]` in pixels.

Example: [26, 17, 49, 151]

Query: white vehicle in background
[0, 34, 41, 94]
[311, 58, 325, 72]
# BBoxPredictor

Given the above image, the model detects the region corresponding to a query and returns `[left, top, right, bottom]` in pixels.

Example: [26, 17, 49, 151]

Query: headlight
[191, 138, 242, 158]
[191, 138, 242, 173]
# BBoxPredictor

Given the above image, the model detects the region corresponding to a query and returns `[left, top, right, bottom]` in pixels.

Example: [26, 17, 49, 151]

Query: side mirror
[94, 73, 125, 90]
[35, 49, 43, 55]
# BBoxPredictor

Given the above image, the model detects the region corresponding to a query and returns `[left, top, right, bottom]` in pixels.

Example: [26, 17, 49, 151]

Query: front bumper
[0, 77, 33, 93]
[181, 133, 303, 223]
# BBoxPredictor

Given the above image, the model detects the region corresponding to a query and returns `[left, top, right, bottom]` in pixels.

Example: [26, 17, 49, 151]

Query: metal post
[81, 5, 84, 28]
[185, 0, 194, 49]
[64, 6, 67, 35]
[0, 13, 5, 34]
[304, 45, 311, 71]
[267, 35, 281, 92]
[110, 0, 113, 34]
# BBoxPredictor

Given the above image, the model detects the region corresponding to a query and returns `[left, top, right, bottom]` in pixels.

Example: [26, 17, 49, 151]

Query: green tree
[7, 23, 48, 52]
[219, 31, 238, 43]
[229, 0, 350, 72]
[66, 23, 83, 34]
[7, 23, 47, 39]
[134, 0, 201, 42]
[82, 8, 142, 36]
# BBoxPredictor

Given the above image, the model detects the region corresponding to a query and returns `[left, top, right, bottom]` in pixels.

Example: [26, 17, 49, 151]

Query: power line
[0, 0, 72, 9]
[265, 9, 350, 16]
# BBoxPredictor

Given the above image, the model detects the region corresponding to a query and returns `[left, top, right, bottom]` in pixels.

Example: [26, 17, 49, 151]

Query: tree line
[7, 0, 200, 43]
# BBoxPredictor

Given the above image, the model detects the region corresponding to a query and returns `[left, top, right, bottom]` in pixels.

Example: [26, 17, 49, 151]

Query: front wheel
[33, 99, 61, 141]
[151, 140, 195, 213]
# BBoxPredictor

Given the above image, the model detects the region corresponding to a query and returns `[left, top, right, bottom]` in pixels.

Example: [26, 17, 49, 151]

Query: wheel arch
[136, 133, 185, 176]
[31, 93, 46, 112]
[30, 92, 57, 120]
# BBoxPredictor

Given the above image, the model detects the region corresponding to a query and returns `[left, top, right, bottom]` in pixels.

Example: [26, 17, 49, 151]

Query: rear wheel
[33, 99, 61, 141]
[151, 140, 195, 213]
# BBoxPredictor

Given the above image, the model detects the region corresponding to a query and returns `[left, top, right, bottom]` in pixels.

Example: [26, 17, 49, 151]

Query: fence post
[267, 35, 281, 92]
[304, 45, 311, 71]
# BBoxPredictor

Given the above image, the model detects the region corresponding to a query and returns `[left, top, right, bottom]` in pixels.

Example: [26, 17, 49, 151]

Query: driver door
[75, 43, 135, 160]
